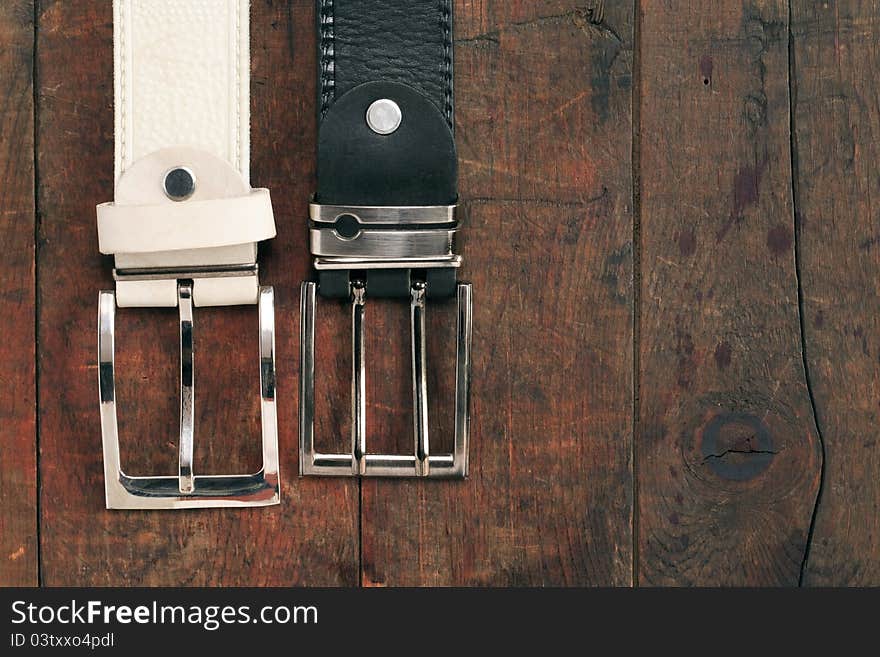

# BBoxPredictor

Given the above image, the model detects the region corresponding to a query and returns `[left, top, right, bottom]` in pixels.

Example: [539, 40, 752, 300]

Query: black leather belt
[300, 0, 473, 478]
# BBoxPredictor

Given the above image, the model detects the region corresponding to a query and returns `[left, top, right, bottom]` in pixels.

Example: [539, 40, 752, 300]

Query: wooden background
[1, 0, 877, 586]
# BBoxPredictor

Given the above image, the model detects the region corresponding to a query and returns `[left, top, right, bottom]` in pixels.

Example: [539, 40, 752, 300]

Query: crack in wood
[702, 448, 779, 463]
[787, 0, 826, 587]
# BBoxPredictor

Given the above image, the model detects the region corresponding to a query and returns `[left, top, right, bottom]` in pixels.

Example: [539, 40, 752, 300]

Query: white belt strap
[97, 0, 276, 307]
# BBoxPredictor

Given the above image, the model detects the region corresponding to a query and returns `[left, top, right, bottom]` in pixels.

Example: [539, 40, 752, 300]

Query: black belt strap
[314, 0, 459, 298]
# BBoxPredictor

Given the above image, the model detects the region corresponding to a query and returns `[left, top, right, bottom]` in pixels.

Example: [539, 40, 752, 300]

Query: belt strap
[311, 0, 460, 298]
[97, 0, 276, 307]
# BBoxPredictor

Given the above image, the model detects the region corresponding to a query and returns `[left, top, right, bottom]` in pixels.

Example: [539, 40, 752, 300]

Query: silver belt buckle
[299, 203, 473, 478]
[98, 271, 280, 509]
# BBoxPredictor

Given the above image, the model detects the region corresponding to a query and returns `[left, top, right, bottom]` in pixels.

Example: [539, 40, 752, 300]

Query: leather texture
[115, 0, 251, 183]
[316, 0, 459, 298]
[100, 0, 271, 307]
[98, 148, 275, 255]
[316, 81, 456, 206]
[321, 0, 453, 124]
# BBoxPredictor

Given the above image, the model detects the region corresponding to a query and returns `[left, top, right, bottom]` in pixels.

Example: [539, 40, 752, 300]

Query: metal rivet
[366, 99, 402, 135]
[163, 167, 196, 201]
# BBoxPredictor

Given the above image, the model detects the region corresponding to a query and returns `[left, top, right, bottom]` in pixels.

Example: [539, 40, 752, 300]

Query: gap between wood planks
[631, 0, 642, 589]
[31, 0, 42, 587]
[787, 0, 826, 587]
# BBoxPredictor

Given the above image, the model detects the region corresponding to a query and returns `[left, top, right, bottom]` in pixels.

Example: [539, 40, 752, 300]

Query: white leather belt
[96, 0, 281, 509]
[98, 0, 274, 307]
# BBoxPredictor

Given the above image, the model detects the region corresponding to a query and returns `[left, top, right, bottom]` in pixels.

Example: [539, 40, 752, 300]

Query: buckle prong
[411, 281, 430, 477]
[351, 280, 367, 475]
[178, 282, 195, 494]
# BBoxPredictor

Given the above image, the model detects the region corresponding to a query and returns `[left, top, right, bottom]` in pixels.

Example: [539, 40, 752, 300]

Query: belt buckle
[98, 275, 280, 509]
[299, 204, 473, 478]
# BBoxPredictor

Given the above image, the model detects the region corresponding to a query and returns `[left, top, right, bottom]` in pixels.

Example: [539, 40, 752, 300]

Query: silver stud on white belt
[163, 166, 197, 201]
[98, 284, 280, 509]
[299, 204, 473, 479]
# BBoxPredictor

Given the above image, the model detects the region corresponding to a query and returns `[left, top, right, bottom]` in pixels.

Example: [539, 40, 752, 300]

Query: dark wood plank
[0, 0, 36, 587]
[37, 0, 359, 586]
[360, 1, 635, 586]
[638, 1, 822, 585]
[792, 1, 880, 585]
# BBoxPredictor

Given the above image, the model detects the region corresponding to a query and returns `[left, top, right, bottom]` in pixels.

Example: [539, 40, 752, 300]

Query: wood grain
[36, 0, 359, 586]
[0, 0, 36, 586]
[792, 0, 880, 585]
[359, 1, 635, 586]
[17, 0, 880, 587]
[638, 0, 822, 585]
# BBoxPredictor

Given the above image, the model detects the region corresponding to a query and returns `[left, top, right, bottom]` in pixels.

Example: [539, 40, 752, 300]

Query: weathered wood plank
[792, 0, 880, 585]
[638, 0, 822, 585]
[0, 0, 37, 587]
[360, 1, 635, 586]
[36, 0, 359, 586]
